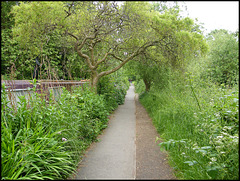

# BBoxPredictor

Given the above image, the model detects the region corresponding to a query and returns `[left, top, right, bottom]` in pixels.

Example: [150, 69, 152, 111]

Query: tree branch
[109, 53, 124, 62]
[95, 52, 110, 67]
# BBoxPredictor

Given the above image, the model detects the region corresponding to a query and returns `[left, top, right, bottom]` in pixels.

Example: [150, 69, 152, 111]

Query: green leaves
[184, 160, 198, 166]
[136, 64, 239, 180]
[1, 79, 128, 179]
[204, 30, 239, 86]
[12, 2, 66, 51]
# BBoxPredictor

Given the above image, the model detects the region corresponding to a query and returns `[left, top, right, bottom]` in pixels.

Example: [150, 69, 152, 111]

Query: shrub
[97, 74, 129, 112]
[1, 78, 126, 180]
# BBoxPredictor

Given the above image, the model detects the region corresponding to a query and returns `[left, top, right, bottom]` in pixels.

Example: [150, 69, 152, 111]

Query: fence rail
[1, 79, 89, 109]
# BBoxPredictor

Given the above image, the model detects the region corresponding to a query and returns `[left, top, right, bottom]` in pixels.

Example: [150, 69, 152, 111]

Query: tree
[11, 1, 208, 92]
[128, 3, 209, 91]
[11, 1, 162, 92]
[1, 1, 17, 30]
[204, 29, 239, 86]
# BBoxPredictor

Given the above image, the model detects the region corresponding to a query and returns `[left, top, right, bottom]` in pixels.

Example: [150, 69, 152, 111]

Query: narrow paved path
[70, 84, 176, 180]
[72, 84, 136, 179]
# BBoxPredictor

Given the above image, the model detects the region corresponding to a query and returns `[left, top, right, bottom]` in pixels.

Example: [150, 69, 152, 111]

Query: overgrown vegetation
[1, 1, 238, 180]
[135, 29, 239, 180]
[1, 77, 129, 180]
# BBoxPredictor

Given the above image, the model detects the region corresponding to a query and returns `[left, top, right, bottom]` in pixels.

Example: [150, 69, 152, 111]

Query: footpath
[70, 84, 176, 179]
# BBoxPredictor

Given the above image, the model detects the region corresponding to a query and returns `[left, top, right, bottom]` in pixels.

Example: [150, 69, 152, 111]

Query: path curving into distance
[70, 84, 176, 179]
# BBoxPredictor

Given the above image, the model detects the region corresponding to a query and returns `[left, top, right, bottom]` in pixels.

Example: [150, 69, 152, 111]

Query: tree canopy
[9, 1, 208, 92]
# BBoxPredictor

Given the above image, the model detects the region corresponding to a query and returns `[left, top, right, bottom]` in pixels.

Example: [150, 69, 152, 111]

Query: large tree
[11, 1, 156, 92]
[11, 1, 207, 92]
[127, 3, 209, 91]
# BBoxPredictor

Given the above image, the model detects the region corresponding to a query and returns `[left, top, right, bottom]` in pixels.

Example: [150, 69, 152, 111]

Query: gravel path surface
[135, 93, 177, 180]
[69, 84, 177, 180]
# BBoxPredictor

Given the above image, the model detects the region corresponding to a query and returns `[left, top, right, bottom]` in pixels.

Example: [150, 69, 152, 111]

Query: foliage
[1, 20, 88, 80]
[9, 2, 147, 90]
[1, 78, 126, 180]
[135, 51, 239, 179]
[203, 29, 239, 86]
[9, 1, 207, 92]
[129, 2, 208, 92]
[97, 71, 130, 112]
[134, 79, 145, 95]
[1, 1, 17, 30]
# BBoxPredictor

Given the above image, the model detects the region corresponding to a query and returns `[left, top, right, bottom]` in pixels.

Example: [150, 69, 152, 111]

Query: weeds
[1, 78, 129, 180]
[136, 73, 239, 180]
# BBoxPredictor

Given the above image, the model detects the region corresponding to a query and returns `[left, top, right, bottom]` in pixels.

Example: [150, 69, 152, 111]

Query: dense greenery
[2, 1, 206, 92]
[204, 29, 239, 86]
[97, 72, 130, 112]
[1, 1, 90, 80]
[1, 1, 238, 180]
[134, 28, 239, 179]
[1, 78, 129, 180]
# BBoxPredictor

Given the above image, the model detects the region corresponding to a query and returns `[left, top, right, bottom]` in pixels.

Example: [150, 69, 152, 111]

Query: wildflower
[210, 157, 217, 162]
[216, 136, 223, 139]
[57, 131, 62, 134]
[62, 137, 67, 142]
[193, 113, 197, 118]
[221, 132, 228, 136]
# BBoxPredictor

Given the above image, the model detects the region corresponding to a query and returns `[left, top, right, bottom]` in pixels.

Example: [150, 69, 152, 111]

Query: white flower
[210, 157, 217, 162]
[62, 137, 67, 142]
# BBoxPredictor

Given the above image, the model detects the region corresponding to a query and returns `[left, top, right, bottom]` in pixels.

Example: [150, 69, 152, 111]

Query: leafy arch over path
[11, 1, 208, 92]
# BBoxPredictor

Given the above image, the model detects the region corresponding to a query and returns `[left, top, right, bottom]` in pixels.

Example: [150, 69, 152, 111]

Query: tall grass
[1, 83, 76, 180]
[1, 78, 129, 180]
[136, 72, 239, 180]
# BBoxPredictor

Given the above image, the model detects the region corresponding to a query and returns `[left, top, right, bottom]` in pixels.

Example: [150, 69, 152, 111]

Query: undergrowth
[1, 78, 129, 180]
[135, 73, 239, 180]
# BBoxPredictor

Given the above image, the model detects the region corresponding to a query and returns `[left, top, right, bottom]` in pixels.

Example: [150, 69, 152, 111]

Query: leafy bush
[134, 79, 145, 94]
[1, 83, 75, 180]
[1, 78, 126, 180]
[203, 30, 239, 86]
[97, 74, 129, 112]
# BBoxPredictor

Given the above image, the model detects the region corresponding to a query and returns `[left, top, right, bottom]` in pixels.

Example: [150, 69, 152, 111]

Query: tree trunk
[90, 71, 99, 94]
[143, 78, 151, 92]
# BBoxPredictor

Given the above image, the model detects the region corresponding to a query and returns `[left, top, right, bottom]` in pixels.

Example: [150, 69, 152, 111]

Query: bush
[1, 78, 124, 180]
[204, 30, 239, 86]
[97, 74, 129, 112]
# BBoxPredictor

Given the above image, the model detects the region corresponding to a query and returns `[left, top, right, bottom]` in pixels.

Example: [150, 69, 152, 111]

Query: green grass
[1, 78, 129, 180]
[136, 75, 239, 180]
